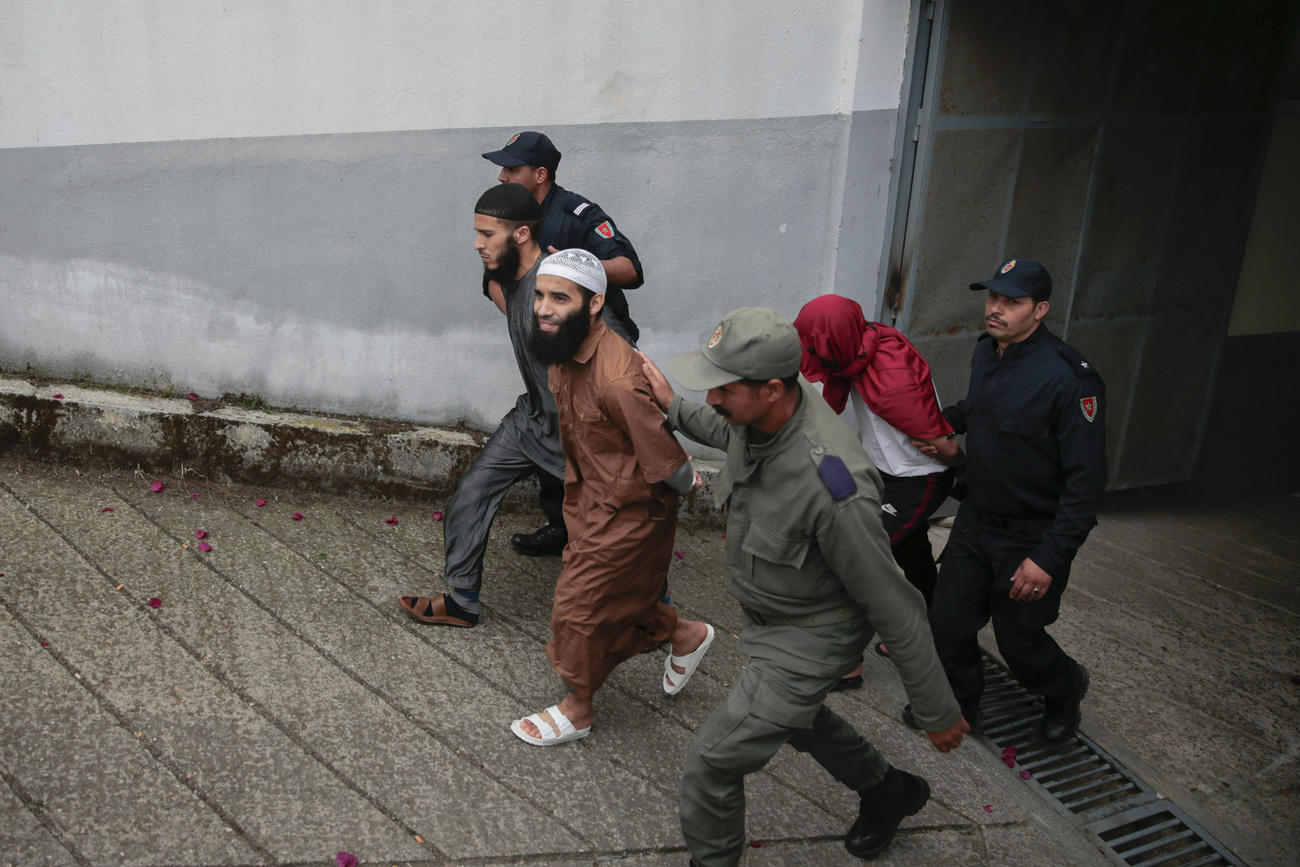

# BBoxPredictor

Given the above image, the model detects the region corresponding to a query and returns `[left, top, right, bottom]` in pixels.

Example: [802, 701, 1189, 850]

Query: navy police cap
[481, 131, 561, 173]
[970, 257, 1052, 300]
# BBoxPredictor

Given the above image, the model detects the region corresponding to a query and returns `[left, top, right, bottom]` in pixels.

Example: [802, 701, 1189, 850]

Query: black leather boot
[509, 522, 568, 556]
[1040, 663, 1089, 743]
[844, 766, 931, 859]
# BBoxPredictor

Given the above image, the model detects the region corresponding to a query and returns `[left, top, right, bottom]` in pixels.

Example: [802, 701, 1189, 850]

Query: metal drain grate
[975, 654, 1243, 866]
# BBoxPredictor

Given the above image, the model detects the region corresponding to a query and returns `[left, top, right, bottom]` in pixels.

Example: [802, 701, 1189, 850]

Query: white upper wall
[2, 0, 910, 149]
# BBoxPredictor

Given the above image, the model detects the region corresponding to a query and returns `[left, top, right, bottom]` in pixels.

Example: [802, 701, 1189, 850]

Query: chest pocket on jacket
[573, 398, 624, 453]
[997, 415, 1050, 439]
[741, 520, 815, 596]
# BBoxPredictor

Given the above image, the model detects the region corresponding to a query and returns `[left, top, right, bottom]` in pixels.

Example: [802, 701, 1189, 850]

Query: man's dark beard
[528, 304, 593, 365]
[483, 234, 521, 284]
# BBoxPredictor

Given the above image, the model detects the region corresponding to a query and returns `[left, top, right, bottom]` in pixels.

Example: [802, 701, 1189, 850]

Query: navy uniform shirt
[945, 325, 1106, 579]
[483, 183, 644, 342]
[537, 184, 643, 342]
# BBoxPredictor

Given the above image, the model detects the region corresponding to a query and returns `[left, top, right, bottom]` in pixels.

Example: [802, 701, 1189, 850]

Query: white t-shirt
[811, 380, 946, 478]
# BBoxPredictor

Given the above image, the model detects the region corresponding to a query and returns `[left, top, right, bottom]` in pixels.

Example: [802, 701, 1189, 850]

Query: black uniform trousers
[928, 501, 1075, 704]
[879, 468, 954, 607]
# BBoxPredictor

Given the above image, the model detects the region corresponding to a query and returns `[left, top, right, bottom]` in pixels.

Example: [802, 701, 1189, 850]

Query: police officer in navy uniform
[904, 257, 1106, 744]
[482, 131, 645, 556]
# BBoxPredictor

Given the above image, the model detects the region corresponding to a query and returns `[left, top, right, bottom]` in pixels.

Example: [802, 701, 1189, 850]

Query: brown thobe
[546, 317, 689, 701]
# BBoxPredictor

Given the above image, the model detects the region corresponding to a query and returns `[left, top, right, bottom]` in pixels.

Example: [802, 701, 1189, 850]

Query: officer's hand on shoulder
[637, 351, 674, 411]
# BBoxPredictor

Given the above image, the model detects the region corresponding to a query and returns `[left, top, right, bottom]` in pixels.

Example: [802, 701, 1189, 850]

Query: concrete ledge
[0, 378, 724, 521]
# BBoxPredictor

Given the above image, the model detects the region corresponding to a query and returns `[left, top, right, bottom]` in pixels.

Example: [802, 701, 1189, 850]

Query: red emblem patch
[507, 133, 519, 145]
[1080, 396, 1097, 422]
[595, 221, 614, 239]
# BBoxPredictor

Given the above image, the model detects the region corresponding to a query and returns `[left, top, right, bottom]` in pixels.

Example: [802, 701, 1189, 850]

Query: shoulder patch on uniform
[816, 455, 858, 501]
[572, 202, 591, 216]
[594, 220, 614, 239]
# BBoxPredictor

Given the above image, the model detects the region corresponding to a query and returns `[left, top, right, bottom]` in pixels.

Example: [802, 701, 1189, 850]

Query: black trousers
[928, 501, 1075, 703]
[879, 469, 954, 607]
[536, 470, 565, 527]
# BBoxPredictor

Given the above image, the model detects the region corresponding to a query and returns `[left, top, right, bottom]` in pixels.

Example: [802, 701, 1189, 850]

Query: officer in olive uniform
[640, 308, 968, 865]
[905, 258, 1106, 745]
[482, 130, 645, 557]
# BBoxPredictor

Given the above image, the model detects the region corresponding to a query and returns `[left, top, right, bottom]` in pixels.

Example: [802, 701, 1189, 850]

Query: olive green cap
[667, 307, 801, 391]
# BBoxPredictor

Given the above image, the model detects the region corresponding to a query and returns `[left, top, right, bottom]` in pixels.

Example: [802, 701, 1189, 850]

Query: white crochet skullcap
[538, 248, 607, 295]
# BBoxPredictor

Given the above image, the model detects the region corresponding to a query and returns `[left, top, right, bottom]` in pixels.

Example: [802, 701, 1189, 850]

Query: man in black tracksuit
[905, 257, 1107, 744]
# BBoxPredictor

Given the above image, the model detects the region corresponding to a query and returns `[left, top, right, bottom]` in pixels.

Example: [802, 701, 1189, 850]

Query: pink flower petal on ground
[187, 392, 199, 401]
[673, 550, 684, 560]
[101, 506, 114, 513]
[982, 804, 993, 813]
[721, 532, 726, 539]
[190, 492, 200, 499]
[52, 393, 64, 399]
[431, 510, 444, 521]
[386, 517, 399, 525]
[1020, 769, 1033, 780]
[1003, 755, 1017, 768]
[194, 530, 208, 539]
[198, 541, 213, 553]
[291, 512, 304, 521]
[256, 498, 267, 506]
[39, 640, 49, 647]
[1002, 745, 1017, 759]
[150, 480, 165, 493]
[336, 852, 358, 867]
[147, 597, 162, 609]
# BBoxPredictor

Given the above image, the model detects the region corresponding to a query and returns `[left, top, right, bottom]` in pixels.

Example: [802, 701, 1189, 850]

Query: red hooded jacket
[793, 294, 952, 440]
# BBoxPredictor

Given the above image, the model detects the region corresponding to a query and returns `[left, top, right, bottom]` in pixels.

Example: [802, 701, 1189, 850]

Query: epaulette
[1052, 338, 1099, 379]
[562, 191, 594, 217]
[808, 443, 857, 501]
[552, 187, 594, 217]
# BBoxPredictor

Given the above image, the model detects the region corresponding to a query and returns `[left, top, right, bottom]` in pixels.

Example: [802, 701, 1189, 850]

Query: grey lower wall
[0, 113, 902, 431]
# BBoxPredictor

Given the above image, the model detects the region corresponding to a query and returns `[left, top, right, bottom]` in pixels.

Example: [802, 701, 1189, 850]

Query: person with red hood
[793, 295, 963, 682]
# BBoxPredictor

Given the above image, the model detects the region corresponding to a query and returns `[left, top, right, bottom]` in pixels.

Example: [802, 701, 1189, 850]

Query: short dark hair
[739, 374, 799, 392]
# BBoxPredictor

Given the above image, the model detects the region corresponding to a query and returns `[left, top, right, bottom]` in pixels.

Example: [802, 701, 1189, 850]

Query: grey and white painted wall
[1, 0, 916, 430]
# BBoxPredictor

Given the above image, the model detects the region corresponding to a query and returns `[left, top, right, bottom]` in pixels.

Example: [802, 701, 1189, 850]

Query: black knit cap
[474, 182, 542, 222]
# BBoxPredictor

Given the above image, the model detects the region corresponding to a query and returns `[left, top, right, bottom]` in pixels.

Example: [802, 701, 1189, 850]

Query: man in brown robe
[510, 248, 714, 746]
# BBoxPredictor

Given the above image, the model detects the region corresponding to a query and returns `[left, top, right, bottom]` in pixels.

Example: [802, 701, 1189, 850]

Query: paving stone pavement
[1, 455, 1296, 865]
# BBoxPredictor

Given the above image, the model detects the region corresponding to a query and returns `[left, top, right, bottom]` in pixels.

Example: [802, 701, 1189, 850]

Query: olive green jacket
[668, 378, 960, 730]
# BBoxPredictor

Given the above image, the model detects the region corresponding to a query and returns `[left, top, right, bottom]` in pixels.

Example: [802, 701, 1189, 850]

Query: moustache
[711, 405, 732, 419]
